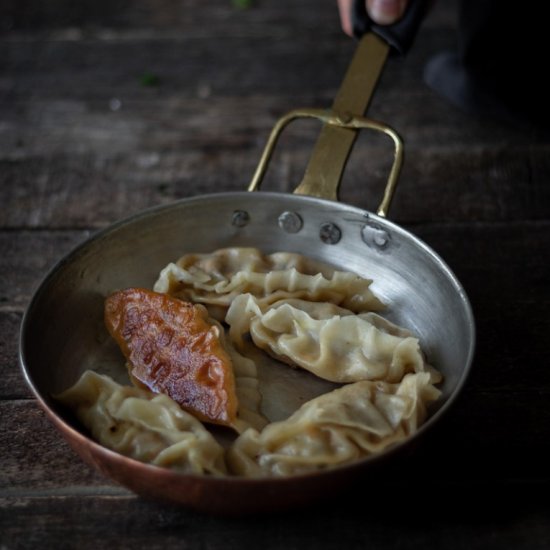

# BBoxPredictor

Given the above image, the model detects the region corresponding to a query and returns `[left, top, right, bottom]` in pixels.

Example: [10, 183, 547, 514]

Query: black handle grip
[352, 0, 432, 55]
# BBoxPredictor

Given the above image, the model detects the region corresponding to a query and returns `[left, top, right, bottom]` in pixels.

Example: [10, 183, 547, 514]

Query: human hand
[337, 0, 408, 36]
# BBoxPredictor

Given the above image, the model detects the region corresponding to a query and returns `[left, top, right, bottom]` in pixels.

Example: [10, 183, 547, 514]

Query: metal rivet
[232, 210, 250, 227]
[361, 223, 390, 250]
[319, 222, 341, 244]
[278, 211, 303, 233]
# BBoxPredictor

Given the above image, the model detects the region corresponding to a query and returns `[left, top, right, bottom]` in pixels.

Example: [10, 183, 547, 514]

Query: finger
[337, 0, 354, 36]
[366, 0, 407, 25]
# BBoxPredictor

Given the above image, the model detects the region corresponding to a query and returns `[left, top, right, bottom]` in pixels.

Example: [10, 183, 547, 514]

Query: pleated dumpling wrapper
[227, 372, 440, 477]
[226, 295, 441, 385]
[153, 247, 385, 321]
[56, 370, 227, 475]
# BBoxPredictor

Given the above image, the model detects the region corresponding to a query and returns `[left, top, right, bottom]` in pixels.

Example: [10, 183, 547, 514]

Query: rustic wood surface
[1, 0, 549, 547]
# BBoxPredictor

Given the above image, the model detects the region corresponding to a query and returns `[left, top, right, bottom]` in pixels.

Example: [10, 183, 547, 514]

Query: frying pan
[19, 1, 475, 515]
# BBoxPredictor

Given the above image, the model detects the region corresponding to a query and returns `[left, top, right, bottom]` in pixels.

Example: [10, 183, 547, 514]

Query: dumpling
[153, 247, 384, 320]
[226, 294, 439, 384]
[227, 372, 440, 477]
[104, 287, 266, 432]
[105, 288, 239, 428]
[55, 370, 227, 475]
[219, 326, 268, 432]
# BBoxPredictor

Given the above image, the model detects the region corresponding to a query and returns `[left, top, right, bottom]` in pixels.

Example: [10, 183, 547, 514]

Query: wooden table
[2, 0, 549, 547]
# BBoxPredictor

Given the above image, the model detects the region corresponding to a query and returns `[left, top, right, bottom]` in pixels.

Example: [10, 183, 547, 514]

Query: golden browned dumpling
[104, 287, 238, 428]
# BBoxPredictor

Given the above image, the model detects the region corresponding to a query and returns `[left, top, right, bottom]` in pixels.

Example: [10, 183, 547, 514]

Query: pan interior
[21, 192, 474, 457]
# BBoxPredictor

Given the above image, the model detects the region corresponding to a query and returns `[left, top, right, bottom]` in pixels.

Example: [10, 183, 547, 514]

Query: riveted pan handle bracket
[247, 108, 403, 218]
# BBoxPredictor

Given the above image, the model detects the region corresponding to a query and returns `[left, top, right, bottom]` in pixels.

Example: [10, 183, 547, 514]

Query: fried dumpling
[104, 288, 239, 428]
[56, 370, 227, 475]
[227, 373, 440, 477]
[153, 247, 384, 320]
[226, 294, 439, 384]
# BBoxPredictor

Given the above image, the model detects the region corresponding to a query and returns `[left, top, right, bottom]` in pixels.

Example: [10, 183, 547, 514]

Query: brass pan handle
[247, 108, 403, 218]
[247, 0, 432, 216]
[247, 33, 404, 218]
